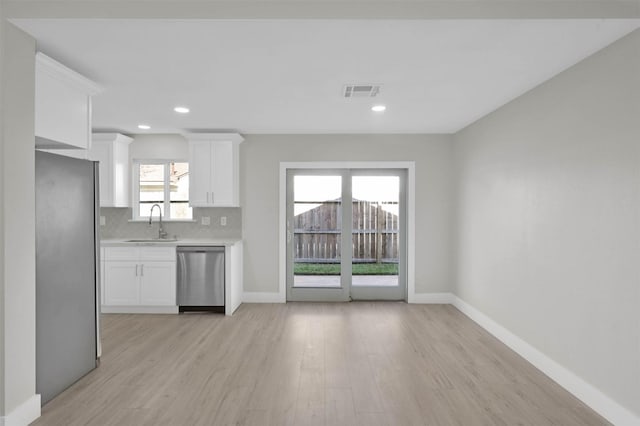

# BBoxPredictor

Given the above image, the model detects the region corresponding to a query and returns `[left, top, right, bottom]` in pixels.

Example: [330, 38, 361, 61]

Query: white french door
[349, 170, 406, 301]
[286, 168, 407, 302]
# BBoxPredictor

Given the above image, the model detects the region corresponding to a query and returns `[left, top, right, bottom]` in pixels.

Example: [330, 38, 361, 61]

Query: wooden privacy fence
[294, 200, 399, 263]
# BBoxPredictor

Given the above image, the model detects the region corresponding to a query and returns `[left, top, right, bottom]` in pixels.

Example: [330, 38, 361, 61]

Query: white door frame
[279, 161, 417, 303]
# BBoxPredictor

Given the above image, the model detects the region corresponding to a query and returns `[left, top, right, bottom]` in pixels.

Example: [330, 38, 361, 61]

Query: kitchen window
[133, 160, 192, 220]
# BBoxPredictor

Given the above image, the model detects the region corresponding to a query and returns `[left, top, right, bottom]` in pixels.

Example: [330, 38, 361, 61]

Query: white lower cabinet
[104, 262, 139, 305]
[139, 262, 176, 305]
[103, 247, 176, 312]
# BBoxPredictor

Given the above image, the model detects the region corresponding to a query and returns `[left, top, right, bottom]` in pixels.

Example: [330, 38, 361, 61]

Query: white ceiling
[12, 19, 640, 134]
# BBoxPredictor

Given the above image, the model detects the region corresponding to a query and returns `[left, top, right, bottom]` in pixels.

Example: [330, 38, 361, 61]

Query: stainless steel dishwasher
[177, 246, 225, 313]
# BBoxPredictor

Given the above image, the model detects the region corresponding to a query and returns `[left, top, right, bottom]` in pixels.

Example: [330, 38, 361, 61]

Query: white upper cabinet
[35, 53, 102, 150]
[185, 133, 244, 207]
[90, 133, 133, 207]
[188, 140, 212, 206]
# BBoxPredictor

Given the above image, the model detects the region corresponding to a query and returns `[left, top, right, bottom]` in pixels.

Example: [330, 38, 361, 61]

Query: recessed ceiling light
[371, 105, 386, 112]
[174, 106, 190, 114]
[138, 124, 151, 130]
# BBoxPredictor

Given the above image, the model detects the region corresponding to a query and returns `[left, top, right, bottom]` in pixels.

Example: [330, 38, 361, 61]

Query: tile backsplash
[100, 207, 242, 239]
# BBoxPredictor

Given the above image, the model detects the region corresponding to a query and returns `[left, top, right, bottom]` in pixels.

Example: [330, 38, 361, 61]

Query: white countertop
[101, 238, 242, 247]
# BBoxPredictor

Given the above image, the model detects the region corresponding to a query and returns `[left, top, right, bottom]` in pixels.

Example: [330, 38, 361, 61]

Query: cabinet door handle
[211, 191, 214, 204]
[206, 192, 209, 203]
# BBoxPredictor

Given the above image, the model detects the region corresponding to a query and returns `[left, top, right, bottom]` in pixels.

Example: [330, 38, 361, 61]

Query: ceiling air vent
[343, 84, 381, 98]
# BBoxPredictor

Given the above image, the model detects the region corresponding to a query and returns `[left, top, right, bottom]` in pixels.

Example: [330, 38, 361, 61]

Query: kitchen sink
[125, 238, 178, 243]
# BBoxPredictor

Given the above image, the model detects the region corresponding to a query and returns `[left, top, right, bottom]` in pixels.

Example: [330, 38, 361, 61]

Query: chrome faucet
[149, 204, 168, 239]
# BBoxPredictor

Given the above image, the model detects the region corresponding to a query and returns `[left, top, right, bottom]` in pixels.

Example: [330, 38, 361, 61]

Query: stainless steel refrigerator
[35, 150, 100, 405]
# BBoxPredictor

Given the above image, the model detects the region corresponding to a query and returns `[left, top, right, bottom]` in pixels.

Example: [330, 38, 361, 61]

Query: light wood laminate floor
[33, 303, 609, 426]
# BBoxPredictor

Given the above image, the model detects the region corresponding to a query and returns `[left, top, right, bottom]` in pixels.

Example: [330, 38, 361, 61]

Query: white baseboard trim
[0, 394, 41, 426]
[101, 305, 179, 314]
[451, 295, 640, 426]
[242, 292, 285, 303]
[409, 292, 454, 304]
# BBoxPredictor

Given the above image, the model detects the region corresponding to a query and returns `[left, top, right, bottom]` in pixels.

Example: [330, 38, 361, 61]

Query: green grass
[294, 263, 398, 276]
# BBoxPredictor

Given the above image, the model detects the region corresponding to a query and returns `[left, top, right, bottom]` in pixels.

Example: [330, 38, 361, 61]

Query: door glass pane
[293, 175, 342, 288]
[351, 176, 399, 287]
[139, 163, 165, 218]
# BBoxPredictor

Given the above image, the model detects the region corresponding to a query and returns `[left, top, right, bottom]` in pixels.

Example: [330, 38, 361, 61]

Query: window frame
[132, 159, 192, 221]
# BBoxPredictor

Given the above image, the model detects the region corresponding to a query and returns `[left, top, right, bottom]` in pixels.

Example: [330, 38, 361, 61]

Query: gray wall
[107, 133, 455, 294]
[1, 22, 37, 417]
[129, 133, 188, 161]
[453, 30, 640, 416]
[0, 5, 5, 415]
[240, 134, 454, 294]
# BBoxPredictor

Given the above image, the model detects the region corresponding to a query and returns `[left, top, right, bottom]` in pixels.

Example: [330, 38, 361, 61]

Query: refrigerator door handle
[135, 264, 138, 277]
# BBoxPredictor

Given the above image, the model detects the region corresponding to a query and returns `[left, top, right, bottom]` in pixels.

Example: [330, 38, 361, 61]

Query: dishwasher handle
[177, 246, 225, 253]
